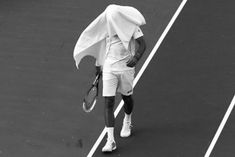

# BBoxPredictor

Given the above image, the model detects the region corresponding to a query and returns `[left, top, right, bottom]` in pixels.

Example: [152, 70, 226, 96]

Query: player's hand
[95, 66, 102, 76]
[126, 56, 138, 67]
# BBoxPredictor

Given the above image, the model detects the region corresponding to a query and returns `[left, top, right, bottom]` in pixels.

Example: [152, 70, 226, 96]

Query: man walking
[74, 4, 146, 152]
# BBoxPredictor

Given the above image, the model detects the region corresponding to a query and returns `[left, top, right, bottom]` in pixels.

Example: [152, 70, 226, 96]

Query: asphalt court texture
[0, 0, 234, 157]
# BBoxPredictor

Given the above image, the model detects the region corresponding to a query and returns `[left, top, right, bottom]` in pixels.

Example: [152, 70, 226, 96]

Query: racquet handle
[92, 73, 101, 85]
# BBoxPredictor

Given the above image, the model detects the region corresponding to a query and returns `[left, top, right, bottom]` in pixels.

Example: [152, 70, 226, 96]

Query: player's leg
[104, 96, 115, 127]
[103, 96, 116, 151]
[120, 94, 133, 137]
[118, 70, 135, 137]
[122, 94, 134, 128]
[122, 94, 134, 115]
[102, 72, 117, 152]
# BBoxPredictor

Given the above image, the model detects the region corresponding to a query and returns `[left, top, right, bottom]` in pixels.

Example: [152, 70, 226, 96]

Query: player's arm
[95, 60, 102, 76]
[135, 36, 146, 61]
[126, 36, 146, 67]
[95, 66, 102, 75]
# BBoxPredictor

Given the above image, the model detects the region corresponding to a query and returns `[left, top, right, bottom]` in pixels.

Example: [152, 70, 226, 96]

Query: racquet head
[82, 73, 101, 112]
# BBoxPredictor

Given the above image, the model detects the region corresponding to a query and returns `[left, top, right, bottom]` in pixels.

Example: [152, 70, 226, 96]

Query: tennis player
[98, 27, 146, 152]
[73, 4, 146, 153]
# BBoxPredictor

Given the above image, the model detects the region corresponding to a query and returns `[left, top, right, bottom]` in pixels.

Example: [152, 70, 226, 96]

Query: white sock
[124, 113, 132, 122]
[106, 127, 114, 141]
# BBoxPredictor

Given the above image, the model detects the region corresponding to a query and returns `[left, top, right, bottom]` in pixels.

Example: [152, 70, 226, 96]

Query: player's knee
[121, 95, 133, 104]
[104, 96, 115, 109]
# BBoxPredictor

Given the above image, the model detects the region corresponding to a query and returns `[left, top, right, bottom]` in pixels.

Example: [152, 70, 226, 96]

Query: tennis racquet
[82, 73, 101, 112]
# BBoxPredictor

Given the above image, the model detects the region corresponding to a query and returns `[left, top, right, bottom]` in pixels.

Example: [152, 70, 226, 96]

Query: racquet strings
[83, 73, 101, 112]
[83, 86, 98, 112]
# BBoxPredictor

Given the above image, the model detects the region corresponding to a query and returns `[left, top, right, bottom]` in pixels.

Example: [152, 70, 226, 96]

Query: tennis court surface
[0, 0, 234, 157]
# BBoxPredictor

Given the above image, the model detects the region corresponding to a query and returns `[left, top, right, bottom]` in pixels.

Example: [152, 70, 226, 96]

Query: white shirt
[103, 27, 143, 72]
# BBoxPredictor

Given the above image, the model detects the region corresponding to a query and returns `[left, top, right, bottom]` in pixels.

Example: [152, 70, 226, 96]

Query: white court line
[205, 94, 235, 157]
[87, 0, 188, 156]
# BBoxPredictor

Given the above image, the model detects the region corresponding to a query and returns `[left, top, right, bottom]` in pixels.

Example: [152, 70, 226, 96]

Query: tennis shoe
[102, 138, 116, 152]
[120, 120, 132, 137]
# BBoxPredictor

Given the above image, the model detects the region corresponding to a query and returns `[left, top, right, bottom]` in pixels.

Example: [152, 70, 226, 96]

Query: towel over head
[73, 4, 146, 68]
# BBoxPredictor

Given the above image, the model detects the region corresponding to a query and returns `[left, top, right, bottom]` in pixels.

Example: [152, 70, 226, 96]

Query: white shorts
[102, 70, 135, 97]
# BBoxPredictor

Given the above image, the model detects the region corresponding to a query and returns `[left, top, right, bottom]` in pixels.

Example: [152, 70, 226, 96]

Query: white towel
[73, 4, 146, 68]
